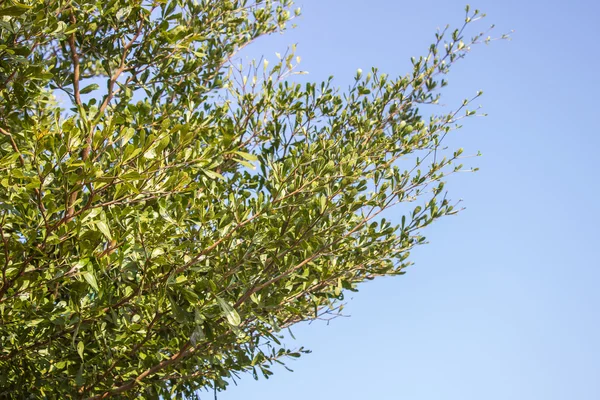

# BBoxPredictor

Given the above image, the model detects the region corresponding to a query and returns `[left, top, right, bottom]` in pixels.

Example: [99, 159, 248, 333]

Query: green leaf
[204, 170, 225, 180]
[143, 148, 157, 159]
[234, 158, 256, 170]
[80, 83, 99, 94]
[95, 221, 112, 240]
[216, 297, 241, 326]
[81, 272, 99, 292]
[320, 196, 327, 212]
[121, 170, 142, 181]
[77, 341, 84, 360]
[75, 364, 84, 387]
[151, 248, 164, 258]
[115, 6, 131, 19]
[82, 208, 101, 222]
[232, 151, 258, 162]
[168, 295, 188, 323]
[190, 325, 205, 345]
[0, 6, 30, 17]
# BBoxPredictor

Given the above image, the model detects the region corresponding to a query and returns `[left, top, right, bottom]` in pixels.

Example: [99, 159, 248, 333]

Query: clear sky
[217, 1, 600, 399]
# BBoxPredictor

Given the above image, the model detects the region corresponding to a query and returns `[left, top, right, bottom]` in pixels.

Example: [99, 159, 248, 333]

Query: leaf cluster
[0, 1, 497, 398]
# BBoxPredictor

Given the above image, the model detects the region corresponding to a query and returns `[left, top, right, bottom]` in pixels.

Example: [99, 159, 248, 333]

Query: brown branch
[81, 311, 164, 395]
[66, 13, 145, 222]
[0, 253, 34, 301]
[67, 12, 81, 107]
[95, 15, 144, 119]
[233, 187, 409, 309]
[2, 70, 18, 89]
[82, 191, 414, 397]
[0, 126, 25, 166]
[0, 214, 10, 289]
[86, 341, 193, 399]
[65, 10, 83, 221]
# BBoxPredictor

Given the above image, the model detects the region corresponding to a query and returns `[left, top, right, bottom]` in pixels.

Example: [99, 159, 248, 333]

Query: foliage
[0, 0, 500, 398]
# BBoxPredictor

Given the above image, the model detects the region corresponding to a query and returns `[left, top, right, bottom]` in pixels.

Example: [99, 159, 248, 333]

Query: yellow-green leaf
[217, 297, 241, 326]
[95, 221, 112, 240]
[77, 341, 84, 360]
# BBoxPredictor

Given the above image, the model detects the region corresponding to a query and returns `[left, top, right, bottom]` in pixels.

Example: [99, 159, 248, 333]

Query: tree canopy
[0, 0, 501, 398]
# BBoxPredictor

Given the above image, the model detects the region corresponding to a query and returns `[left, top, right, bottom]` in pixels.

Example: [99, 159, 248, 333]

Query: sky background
[216, 1, 600, 399]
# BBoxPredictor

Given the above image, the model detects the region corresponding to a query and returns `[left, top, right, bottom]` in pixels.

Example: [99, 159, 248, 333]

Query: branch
[0, 126, 25, 166]
[66, 13, 145, 221]
[81, 311, 164, 396]
[0, 214, 10, 289]
[95, 14, 144, 119]
[86, 342, 193, 399]
[67, 12, 81, 107]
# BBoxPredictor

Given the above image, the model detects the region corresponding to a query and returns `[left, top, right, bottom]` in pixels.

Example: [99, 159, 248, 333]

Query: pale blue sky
[217, 1, 600, 399]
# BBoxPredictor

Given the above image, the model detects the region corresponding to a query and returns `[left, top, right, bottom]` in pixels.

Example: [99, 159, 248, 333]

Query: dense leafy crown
[0, 0, 499, 398]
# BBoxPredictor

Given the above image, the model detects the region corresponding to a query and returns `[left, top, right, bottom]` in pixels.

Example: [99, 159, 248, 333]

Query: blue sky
[217, 1, 600, 399]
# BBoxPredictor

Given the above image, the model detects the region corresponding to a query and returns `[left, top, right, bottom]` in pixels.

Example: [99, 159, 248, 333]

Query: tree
[0, 0, 503, 398]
